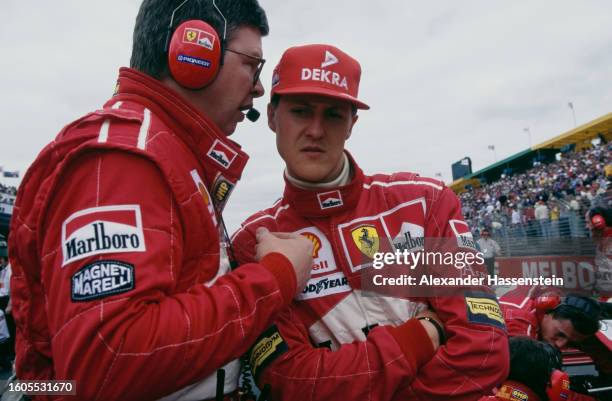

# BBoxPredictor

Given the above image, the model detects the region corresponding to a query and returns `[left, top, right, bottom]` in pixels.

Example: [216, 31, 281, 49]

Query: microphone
[246, 108, 260, 122]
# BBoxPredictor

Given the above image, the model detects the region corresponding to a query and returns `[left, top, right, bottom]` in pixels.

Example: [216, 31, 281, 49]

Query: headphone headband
[165, 0, 227, 52]
[559, 295, 599, 318]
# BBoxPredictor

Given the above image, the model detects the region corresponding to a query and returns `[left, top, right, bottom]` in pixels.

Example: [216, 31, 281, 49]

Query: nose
[252, 77, 264, 98]
[305, 112, 325, 139]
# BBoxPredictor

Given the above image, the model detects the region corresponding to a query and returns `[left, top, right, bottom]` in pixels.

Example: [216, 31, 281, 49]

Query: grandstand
[448, 112, 611, 294]
[0, 183, 15, 238]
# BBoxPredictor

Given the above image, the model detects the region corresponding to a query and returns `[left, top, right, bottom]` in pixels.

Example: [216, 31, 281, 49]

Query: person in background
[479, 336, 571, 401]
[0, 251, 13, 372]
[477, 229, 502, 276]
[500, 289, 611, 380]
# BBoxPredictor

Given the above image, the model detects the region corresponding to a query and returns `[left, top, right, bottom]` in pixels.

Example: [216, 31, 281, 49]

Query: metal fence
[485, 212, 596, 257]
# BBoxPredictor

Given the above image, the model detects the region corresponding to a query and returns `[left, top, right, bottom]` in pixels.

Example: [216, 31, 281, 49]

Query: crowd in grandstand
[0, 184, 16, 206]
[460, 140, 612, 239]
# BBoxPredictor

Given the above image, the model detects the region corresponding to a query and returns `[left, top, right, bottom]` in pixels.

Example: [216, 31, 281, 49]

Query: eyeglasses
[225, 48, 266, 86]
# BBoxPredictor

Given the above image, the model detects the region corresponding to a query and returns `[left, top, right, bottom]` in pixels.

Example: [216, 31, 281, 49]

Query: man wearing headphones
[500, 289, 611, 378]
[231, 44, 509, 401]
[8, 1, 314, 400]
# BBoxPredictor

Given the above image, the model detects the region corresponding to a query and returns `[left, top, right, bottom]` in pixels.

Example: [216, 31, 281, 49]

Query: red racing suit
[8, 68, 297, 400]
[232, 154, 509, 401]
[499, 287, 602, 401]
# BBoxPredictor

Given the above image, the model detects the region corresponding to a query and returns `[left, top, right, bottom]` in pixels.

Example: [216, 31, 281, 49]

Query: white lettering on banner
[496, 257, 598, 291]
[301, 68, 348, 90]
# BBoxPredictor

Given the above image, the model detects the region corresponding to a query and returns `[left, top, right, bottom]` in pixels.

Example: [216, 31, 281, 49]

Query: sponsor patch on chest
[71, 260, 135, 301]
[61, 205, 146, 266]
[297, 271, 351, 300]
[295, 226, 338, 275]
[317, 190, 343, 210]
[207, 139, 237, 169]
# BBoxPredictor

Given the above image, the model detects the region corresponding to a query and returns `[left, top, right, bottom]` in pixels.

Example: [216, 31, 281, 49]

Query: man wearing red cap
[232, 44, 509, 401]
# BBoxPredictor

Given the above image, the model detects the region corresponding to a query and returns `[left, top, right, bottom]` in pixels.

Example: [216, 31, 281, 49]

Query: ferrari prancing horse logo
[351, 225, 379, 259]
[185, 29, 197, 42]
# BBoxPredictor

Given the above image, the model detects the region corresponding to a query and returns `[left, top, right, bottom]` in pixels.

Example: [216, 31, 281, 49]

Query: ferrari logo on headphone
[184, 29, 198, 42]
[351, 225, 379, 259]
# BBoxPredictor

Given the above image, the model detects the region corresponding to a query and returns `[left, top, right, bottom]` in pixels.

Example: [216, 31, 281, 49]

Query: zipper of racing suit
[216, 213, 259, 401]
[328, 216, 376, 340]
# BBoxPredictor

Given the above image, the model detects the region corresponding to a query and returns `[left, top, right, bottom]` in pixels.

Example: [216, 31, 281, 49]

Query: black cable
[257, 384, 271, 401]
[215, 369, 225, 401]
[211, 189, 258, 400]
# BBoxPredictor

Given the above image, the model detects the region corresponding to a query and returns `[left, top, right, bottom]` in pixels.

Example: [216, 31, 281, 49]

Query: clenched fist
[255, 227, 313, 296]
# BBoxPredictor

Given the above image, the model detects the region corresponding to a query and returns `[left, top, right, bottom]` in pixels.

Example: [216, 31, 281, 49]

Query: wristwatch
[418, 316, 446, 345]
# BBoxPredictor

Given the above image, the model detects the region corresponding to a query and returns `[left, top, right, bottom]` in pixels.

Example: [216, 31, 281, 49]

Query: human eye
[291, 107, 310, 117]
[326, 109, 346, 120]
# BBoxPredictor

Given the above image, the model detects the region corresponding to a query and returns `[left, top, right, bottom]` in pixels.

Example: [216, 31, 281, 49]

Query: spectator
[477, 229, 502, 276]
[0, 251, 13, 373]
[458, 140, 611, 240]
[535, 200, 551, 238]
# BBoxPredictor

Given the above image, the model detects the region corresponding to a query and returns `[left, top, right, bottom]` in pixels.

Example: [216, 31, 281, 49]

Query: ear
[346, 114, 358, 140]
[267, 102, 277, 133]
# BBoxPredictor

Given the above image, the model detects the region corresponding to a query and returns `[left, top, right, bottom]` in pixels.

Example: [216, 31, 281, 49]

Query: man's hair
[549, 295, 601, 336]
[508, 337, 562, 401]
[130, 0, 269, 79]
[270, 94, 358, 116]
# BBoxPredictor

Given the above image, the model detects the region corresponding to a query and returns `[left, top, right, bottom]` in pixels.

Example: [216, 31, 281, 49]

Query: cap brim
[273, 86, 370, 110]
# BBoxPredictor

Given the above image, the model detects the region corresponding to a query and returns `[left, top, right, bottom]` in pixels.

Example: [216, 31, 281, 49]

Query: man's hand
[417, 310, 445, 350]
[255, 227, 313, 296]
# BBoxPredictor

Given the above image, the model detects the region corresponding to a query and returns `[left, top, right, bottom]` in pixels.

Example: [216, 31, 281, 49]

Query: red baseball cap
[270, 44, 369, 110]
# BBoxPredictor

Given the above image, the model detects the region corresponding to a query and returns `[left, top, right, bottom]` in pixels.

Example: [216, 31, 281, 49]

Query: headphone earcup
[546, 369, 570, 401]
[167, 20, 221, 89]
[535, 293, 561, 313]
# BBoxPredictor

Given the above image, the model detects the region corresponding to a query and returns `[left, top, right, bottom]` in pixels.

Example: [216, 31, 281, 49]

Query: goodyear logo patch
[465, 292, 506, 329]
[248, 325, 288, 380]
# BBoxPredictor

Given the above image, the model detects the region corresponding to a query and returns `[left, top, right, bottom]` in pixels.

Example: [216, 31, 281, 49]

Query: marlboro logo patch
[61, 205, 145, 266]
